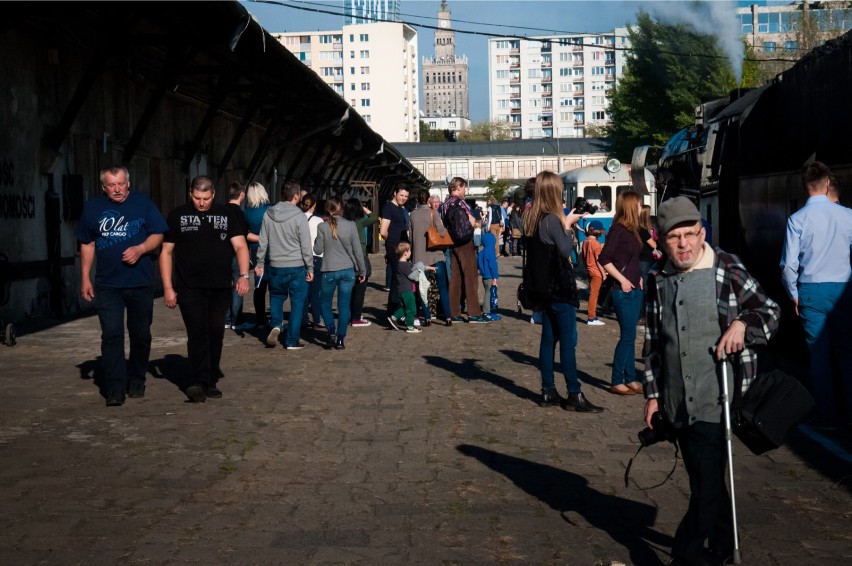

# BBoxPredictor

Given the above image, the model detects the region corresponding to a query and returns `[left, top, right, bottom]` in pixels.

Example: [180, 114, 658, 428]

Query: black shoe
[561, 392, 603, 413]
[205, 385, 223, 399]
[539, 389, 565, 407]
[127, 382, 145, 398]
[105, 391, 125, 407]
[186, 384, 207, 403]
[326, 334, 337, 348]
[335, 337, 345, 350]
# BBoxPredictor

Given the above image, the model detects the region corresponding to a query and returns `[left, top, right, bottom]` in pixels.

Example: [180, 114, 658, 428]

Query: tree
[483, 175, 511, 202]
[740, 41, 762, 89]
[584, 123, 609, 138]
[419, 120, 450, 142]
[607, 11, 736, 161]
[456, 120, 511, 142]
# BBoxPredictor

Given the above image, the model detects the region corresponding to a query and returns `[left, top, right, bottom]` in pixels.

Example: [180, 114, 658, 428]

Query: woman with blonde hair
[522, 171, 603, 413]
[242, 182, 271, 328]
[313, 196, 366, 350]
[599, 191, 645, 395]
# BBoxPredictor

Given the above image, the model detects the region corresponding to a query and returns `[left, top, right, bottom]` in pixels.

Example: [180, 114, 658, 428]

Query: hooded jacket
[256, 201, 313, 272]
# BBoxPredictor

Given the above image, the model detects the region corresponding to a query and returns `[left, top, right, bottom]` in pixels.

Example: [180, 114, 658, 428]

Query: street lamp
[543, 136, 561, 173]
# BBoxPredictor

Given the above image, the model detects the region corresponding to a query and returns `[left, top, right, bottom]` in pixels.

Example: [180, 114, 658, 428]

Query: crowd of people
[76, 162, 850, 566]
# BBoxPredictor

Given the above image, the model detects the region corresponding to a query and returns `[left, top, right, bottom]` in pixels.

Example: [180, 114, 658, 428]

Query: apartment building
[275, 22, 420, 143]
[488, 29, 628, 139]
[737, 1, 852, 54]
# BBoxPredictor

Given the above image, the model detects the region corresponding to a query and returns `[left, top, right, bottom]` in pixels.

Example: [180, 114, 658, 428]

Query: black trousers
[385, 243, 400, 314]
[177, 287, 231, 388]
[673, 420, 734, 562]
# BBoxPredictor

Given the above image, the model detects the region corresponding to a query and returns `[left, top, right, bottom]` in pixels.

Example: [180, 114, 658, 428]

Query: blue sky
[244, 1, 756, 122]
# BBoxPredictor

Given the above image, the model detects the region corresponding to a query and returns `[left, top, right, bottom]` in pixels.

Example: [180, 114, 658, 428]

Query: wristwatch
[240, 274, 250, 279]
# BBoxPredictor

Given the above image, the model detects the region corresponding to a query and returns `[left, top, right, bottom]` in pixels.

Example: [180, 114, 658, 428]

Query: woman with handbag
[410, 189, 452, 325]
[599, 191, 645, 395]
[522, 171, 603, 413]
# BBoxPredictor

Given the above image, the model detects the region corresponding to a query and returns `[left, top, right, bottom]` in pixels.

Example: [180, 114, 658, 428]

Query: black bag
[733, 369, 815, 455]
[445, 200, 473, 246]
[517, 283, 541, 311]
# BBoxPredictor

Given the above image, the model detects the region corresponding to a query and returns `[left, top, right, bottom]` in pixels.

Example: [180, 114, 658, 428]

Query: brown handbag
[426, 209, 453, 250]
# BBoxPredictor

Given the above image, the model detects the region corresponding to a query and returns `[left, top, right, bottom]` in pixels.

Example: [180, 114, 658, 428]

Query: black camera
[573, 197, 599, 215]
[638, 411, 677, 447]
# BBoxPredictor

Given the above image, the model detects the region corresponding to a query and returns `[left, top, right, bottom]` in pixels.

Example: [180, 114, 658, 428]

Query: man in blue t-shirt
[76, 165, 168, 407]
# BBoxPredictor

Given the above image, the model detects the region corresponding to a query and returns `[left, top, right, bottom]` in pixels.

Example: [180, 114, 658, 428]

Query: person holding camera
[599, 191, 646, 395]
[641, 197, 779, 566]
[522, 171, 603, 413]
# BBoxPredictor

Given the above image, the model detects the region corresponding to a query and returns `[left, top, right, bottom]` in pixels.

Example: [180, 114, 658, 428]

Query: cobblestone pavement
[1, 255, 850, 565]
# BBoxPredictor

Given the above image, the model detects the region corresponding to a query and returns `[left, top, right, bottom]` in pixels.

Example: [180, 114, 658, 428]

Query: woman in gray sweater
[314, 197, 366, 350]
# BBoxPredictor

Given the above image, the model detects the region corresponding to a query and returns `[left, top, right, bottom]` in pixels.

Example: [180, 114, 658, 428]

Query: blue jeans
[94, 285, 154, 395]
[433, 260, 451, 320]
[226, 257, 243, 326]
[611, 288, 644, 386]
[303, 256, 323, 326]
[799, 282, 852, 420]
[320, 268, 356, 338]
[268, 266, 309, 347]
[539, 301, 581, 394]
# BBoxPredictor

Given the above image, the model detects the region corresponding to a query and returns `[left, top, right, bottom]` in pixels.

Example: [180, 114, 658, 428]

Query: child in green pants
[388, 242, 435, 333]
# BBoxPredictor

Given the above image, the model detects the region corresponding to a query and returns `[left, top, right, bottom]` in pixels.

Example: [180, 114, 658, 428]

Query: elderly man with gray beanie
[640, 196, 780, 566]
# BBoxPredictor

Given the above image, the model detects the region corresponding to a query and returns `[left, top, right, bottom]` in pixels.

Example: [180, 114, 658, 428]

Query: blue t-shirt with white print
[75, 192, 168, 288]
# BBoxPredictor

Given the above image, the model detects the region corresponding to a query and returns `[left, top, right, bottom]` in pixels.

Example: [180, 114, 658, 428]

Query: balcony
[574, 119, 585, 126]
[541, 61, 552, 68]
[510, 107, 522, 114]
[573, 44, 583, 51]
[510, 77, 520, 84]
[541, 91, 552, 97]
[510, 91, 521, 99]
[573, 61, 584, 67]
[542, 120, 553, 127]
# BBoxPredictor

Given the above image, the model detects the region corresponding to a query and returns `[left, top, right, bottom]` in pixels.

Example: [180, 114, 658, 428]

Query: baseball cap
[587, 220, 605, 231]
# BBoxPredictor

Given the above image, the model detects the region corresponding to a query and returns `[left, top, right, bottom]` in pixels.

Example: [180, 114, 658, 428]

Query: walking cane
[719, 356, 742, 564]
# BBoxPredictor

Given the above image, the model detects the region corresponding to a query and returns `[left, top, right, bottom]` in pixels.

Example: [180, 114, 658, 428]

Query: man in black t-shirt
[160, 176, 250, 403]
[225, 182, 250, 329]
[379, 186, 410, 317]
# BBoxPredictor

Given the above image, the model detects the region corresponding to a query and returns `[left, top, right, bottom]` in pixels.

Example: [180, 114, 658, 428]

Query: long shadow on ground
[499, 348, 611, 392]
[457, 444, 670, 565]
[423, 355, 540, 405]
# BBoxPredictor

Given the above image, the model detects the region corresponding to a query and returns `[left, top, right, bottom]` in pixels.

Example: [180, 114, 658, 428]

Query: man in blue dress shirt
[781, 161, 852, 425]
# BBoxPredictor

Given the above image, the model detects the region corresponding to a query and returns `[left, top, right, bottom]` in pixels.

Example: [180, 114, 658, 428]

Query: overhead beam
[216, 89, 265, 178]
[182, 65, 242, 170]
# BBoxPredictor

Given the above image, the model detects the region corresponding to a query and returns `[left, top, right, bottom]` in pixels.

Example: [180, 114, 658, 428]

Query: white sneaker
[587, 319, 605, 326]
[405, 326, 422, 333]
[413, 318, 421, 326]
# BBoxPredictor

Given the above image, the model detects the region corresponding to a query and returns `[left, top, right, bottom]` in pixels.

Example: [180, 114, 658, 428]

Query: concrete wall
[0, 28, 267, 325]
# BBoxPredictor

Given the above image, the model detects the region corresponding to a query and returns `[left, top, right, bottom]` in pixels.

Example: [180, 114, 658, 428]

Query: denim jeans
[176, 287, 230, 387]
[226, 256, 243, 326]
[268, 265, 309, 347]
[539, 301, 580, 394]
[611, 288, 644, 386]
[303, 256, 323, 326]
[320, 268, 356, 338]
[799, 282, 852, 420]
[94, 285, 154, 395]
[433, 260, 451, 320]
[350, 256, 372, 321]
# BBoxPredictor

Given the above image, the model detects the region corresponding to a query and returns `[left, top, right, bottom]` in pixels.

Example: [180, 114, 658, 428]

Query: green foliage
[456, 120, 511, 142]
[740, 41, 762, 88]
[607, 11, 736, 161]
[419, 120, 449, 142]
[484, 176, 511, 202]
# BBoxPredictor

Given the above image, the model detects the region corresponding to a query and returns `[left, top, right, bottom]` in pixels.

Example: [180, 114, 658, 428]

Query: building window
[496, 70, 509, 79]
[360, 66, 369, 74]
[426, 162, 447, 180]
[363, 115, 371, 123]
[495, 40, 510, 49]
[784, 40, 797, 51]
[350, 67, 355, 75]
[763, 41, 777, 53]
[349, 34, 354, 42]
[591, 110, 606, 120]
[518, 160, 537, 178]
[361, 99, 370, 107]
[473, 161, 491, 179]
[361, 82, 370, 90]
[360, 33, 369, 41]
[592, 66, 605, 75]
[350, 84, 355, 91]
[350, 50, 355, 59]
[495, 161, 514, 178]
[360, 50, 369, 58]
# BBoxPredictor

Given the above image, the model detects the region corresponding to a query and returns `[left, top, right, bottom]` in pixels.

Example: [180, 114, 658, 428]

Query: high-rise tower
[421, 1, 469, 120]
[344, 0, 401, 25]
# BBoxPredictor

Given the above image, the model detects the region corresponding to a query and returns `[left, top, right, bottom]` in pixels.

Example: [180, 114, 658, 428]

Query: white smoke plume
[650, 1, 744, 85]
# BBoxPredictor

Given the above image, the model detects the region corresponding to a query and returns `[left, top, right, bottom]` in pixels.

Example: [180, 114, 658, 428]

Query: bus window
[583, 185, 612, 212]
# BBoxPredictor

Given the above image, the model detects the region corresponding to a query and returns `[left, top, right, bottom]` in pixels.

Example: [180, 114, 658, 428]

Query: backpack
[489, 204, 502, 225]
[445, 200, 473, 246]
